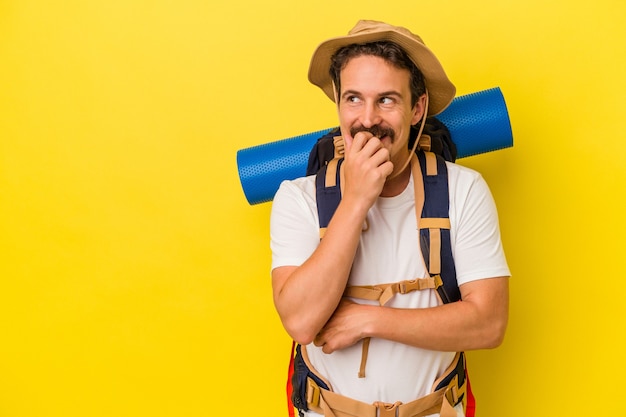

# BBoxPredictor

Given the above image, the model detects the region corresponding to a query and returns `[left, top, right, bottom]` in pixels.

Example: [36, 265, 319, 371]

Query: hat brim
[308, 29, 455, 116]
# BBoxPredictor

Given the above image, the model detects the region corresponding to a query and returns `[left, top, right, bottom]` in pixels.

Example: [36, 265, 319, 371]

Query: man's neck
[380, 162, 412, 197]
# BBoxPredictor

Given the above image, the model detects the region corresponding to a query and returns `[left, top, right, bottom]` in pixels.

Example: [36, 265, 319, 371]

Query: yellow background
[1, 0, 625, 416]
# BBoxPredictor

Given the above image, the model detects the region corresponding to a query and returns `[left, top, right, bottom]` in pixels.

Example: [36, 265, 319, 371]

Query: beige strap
[411, 153, 425, 235]
[344, 278, 439, 306]
[307, 376, 458, 417]
[325, 158, 340, 187]
[419, 218, 451, 229]
[425, 151, 438, 176]
[429, 228, 442, 275]
[357, 338, 370, 378]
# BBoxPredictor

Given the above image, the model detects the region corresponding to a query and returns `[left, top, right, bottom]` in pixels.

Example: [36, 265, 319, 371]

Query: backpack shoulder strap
[315, 158, 344, 239]
[412, 151, 461, 304]
[306, 128, 341, 176]
[313, 134, 345, 239]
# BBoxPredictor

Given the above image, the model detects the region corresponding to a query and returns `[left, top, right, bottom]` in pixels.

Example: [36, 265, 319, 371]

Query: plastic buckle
[374, 401, 401, 417]
[306, 378, 321, 408]
[399, 280, 418, 294]
[433, 274, 443, 289]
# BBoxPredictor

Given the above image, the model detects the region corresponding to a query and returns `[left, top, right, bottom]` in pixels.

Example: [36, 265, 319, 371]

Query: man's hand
[313, 299, 373, 354]
[342, 131, 393, 210]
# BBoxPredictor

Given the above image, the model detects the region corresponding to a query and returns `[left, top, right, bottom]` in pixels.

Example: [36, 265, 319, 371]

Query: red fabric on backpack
[287, 341, 296, 417]
[465, 369, 476, 417]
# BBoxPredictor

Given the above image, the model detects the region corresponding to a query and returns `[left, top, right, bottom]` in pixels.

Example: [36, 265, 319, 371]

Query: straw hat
[308, 20, 456, 115]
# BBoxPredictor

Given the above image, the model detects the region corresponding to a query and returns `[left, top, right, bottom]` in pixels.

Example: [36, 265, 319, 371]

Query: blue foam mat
[237, 87, 512, 205]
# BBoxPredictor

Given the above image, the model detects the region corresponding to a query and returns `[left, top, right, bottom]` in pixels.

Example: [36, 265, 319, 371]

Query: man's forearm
[272, 197, 370, 345]
[366, 277, 509, 351]
[315, 277, 509, 353]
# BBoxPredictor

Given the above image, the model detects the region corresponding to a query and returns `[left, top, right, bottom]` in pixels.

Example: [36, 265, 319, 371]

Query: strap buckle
[374, 401, 401, 417]
[306, 378, 321, 408]
[399, 278, 434, 294]
[399, 280, 416, 294]
[433, 275, 443, 290]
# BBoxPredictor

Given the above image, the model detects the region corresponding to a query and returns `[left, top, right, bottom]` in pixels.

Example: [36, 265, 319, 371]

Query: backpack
[307, 117, 460, 299]
[286, 118, 476, 417]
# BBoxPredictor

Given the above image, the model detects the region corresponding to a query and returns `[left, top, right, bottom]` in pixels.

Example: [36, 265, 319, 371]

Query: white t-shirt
[270, 161, 510, 416]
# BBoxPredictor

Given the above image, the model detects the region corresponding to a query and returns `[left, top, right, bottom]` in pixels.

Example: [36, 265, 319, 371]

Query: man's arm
[272, 132, 392, 345]
[313, 276, 509, 353]
[272, 203, 364, 345]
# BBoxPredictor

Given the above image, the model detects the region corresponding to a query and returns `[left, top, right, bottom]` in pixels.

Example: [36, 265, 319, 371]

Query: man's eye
[347, 96, 361, 103]
[380, 97, 394, 105]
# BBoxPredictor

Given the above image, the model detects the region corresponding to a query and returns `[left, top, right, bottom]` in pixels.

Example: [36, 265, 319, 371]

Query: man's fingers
[343, 134, 353, 155]
[348, 131, 375, 156]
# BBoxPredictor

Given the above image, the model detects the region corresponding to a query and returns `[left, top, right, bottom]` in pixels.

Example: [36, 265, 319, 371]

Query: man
[270, 20, 510, 417]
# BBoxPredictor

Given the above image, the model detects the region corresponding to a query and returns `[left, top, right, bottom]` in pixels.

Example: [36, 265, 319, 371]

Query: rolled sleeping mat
[237, 87, 513, 205]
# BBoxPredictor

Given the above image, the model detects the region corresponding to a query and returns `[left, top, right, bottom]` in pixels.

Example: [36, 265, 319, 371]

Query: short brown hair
[329, 41, 426, 108]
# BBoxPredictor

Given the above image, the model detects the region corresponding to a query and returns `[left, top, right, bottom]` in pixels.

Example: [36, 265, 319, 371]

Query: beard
[349, 124, 396, 142]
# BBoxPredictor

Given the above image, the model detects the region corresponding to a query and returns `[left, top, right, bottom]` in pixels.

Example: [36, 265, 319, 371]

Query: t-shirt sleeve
[449, 166, 511, 285]
[270, 178, 321, 271]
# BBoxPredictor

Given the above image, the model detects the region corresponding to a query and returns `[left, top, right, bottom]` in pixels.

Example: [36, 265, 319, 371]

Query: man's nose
[359, 102, 382, 128]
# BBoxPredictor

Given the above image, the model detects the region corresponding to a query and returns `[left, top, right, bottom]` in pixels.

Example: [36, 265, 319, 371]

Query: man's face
[336, 55, 425, 169]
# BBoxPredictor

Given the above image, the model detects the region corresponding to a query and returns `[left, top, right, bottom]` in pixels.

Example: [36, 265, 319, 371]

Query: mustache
[349, 125, 396, 142]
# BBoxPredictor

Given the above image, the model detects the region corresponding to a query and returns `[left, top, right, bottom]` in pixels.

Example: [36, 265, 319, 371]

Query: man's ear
[411, 93, 428, 125]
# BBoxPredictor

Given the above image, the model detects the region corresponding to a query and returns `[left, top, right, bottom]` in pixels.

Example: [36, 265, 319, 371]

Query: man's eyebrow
[340, 90, 404, 99]
[377, 90, 404, 98]
[341, 89, 362, 99]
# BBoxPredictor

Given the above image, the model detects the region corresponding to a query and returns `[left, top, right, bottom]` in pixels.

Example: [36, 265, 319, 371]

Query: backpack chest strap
[344, 276, 444, 307]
